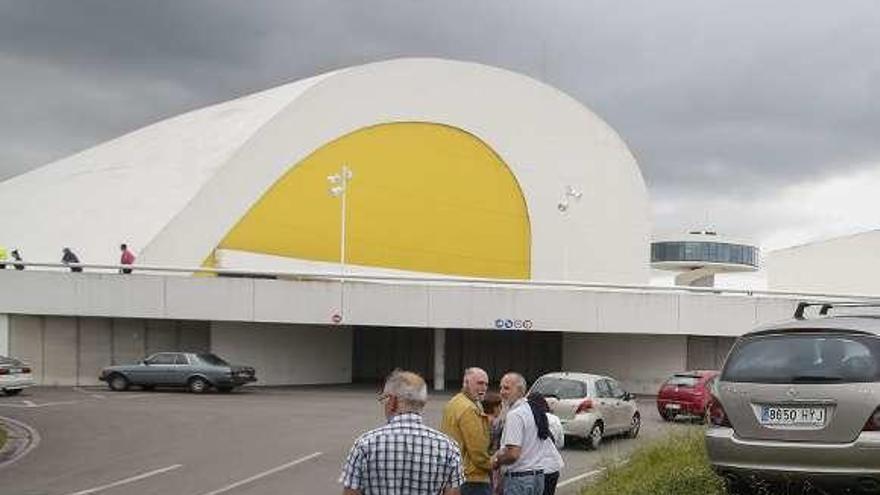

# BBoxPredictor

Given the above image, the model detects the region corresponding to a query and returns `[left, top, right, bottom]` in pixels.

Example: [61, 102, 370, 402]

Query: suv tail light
[708, 394, 731, 427]
[0, 368, 8, 375]
[21, 367, 30, 374]
[863, 407, 880, 432]
[576, 399, 594, 414]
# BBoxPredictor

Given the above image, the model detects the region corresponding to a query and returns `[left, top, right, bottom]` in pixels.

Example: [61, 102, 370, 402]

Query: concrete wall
[562, 333, 688, 394]
[211, 322, 352, 386]
[0, 313, 8, 356]
[0, 270, 802, 337]
[768, 231, 880, 295]
[7, 315, 209, 386]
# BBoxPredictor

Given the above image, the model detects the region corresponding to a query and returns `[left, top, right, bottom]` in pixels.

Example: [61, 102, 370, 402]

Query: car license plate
[665, 403, 681, 410]
[10, 368, 21, 374]
[760, 406, 826, 426]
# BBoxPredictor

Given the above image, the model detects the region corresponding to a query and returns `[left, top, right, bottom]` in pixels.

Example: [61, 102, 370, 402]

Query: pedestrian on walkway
[492, 372, 545, 495]
[119, 243, 135, 274]
[61, 247, 82, 272]
[11, 249, 24, 270]
[340, 370, 464, 495]
[442, 367, 492, 495]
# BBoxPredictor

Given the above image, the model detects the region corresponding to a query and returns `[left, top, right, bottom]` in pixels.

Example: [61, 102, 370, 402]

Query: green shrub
[581, 428, 726, 495]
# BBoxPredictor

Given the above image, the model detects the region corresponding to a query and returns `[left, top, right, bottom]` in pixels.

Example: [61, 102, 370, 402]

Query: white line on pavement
[63, 464, 183, 495]
[197, 452, 323, 495]
[0, 400, 80, 408]
[557, 468, 605, 488]
[0, 415, 41, 470]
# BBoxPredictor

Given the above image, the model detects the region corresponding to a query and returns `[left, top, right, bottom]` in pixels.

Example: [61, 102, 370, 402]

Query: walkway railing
[3, 260, 879, 303]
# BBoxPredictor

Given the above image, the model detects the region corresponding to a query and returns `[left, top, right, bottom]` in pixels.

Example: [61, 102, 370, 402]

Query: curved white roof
[0, 58, 650, 283]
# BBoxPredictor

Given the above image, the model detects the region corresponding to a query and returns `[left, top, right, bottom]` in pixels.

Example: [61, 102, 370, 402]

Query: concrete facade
[0, 269, 811, 392]
[0, 271, 800, 335]
[7, 314, 209, 386]
[211, 322, 352, 385]
[768, 230, 880, 295]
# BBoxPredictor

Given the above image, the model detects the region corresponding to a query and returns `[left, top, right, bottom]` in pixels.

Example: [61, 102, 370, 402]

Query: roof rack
[794, 301, 880, 320]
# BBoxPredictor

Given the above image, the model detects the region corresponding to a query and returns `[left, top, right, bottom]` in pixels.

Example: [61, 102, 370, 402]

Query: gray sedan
[99, 352, 256, 393]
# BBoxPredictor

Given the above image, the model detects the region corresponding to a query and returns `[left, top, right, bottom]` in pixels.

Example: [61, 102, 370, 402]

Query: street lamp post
[328, 165, 354, 274]
[328, 165, 354, 320]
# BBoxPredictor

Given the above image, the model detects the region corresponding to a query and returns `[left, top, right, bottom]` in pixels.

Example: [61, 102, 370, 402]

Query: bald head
[462, 367, 488, 401]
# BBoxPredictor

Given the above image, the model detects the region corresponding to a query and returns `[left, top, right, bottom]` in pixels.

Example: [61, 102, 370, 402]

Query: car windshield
[531, 377, 587, 399]
[666, 374, 700, 387]
[197, 353, 229, 366]
[723, 332, 880, 384]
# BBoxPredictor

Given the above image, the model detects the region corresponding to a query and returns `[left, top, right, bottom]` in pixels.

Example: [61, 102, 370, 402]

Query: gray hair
[462, 367, 487, 385]
[384, 370, 428, 411]
[505, 372, 528, 395]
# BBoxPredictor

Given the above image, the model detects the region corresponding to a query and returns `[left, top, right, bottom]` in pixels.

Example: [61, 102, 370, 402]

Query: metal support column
[433, 328, 445, 391]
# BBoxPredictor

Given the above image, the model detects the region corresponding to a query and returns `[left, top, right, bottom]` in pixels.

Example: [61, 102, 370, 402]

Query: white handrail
[2, 260, 879, 302]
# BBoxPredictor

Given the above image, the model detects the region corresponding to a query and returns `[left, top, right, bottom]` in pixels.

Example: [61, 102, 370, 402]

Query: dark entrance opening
[351, 327, 562, 388]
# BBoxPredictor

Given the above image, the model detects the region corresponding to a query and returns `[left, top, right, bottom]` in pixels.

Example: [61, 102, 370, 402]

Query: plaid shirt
[340, 413, 464, 494]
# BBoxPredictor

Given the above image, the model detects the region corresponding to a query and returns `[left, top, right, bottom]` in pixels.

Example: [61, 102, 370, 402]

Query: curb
[0, 415, 40, 469]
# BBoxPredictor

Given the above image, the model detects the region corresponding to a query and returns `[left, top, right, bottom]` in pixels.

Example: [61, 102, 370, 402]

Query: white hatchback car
[529, 372, 640, 449]
[0, 355, 34, 396]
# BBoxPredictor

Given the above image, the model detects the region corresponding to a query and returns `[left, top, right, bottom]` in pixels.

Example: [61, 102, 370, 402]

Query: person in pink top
[119, 243, 135, 274]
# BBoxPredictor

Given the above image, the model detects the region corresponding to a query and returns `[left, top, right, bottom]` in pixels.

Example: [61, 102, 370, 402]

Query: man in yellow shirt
[441, 367, 492, 495]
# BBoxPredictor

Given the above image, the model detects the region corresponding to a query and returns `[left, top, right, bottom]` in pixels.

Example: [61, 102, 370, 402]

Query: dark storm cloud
[1, 0, 879, 242]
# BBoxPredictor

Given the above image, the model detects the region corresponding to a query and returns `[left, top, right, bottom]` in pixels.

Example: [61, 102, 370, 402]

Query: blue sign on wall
[493, 318, 533, 330]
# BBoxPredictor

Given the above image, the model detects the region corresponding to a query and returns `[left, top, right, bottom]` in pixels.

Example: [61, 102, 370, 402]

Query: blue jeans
[503, 473, 545, 495]
[461, 481, 491, 495]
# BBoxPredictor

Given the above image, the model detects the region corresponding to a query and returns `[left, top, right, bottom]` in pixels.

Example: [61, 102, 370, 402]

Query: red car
[656, 370, 718, 420]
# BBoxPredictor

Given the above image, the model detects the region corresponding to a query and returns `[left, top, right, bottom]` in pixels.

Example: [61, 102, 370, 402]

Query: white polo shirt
[500, 399, 545, 473]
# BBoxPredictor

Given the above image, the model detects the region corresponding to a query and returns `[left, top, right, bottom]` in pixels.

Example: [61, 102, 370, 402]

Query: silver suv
[706, 302, 880, 493]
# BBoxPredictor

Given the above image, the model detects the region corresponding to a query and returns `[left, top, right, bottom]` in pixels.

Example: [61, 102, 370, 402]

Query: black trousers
[543, 471, 559, 495]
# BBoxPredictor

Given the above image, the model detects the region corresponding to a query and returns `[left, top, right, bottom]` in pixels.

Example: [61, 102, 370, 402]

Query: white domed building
[0, 58, 650, 284]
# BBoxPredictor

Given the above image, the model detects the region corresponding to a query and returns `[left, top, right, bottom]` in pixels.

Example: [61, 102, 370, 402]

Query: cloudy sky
[2, 0, 879, 264]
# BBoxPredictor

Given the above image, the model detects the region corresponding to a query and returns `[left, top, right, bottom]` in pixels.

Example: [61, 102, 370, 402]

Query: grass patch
[581, 428, 726, 495]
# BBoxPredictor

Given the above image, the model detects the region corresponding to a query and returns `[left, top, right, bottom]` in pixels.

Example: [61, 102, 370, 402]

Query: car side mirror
[624, 392, 635, 401]
[141, 360, 150, 366]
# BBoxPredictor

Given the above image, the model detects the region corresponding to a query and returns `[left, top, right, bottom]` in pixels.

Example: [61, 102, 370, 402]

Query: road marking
[0, 415, 41, 470]
[558, 458, 630, 489]
[197, 452, 323, 495]
[557, 468, 605, 488]
[63, 464, 183, 495]
[0, 400, 80, 408]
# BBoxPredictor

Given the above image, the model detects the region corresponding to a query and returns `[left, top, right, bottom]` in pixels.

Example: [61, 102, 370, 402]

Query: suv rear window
[531, 377, 587, 399]
[723, 333, 880, 384]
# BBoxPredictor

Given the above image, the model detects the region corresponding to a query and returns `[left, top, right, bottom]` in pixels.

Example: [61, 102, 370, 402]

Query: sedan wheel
[109, 374, 129, 392]
[627, 413, 641, 438]
[586, 422, 603, 450]
[188, 377, 210, 394]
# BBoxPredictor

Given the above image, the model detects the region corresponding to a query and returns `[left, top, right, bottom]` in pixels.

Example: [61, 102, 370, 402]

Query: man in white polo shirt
[491, 372, 544, 495]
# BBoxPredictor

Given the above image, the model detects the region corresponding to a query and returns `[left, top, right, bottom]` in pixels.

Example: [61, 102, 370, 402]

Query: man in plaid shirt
[341, 370, 464, 495]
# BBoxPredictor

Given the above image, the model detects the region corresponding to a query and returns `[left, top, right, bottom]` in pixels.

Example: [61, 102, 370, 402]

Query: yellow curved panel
[219, 122, 531, 279]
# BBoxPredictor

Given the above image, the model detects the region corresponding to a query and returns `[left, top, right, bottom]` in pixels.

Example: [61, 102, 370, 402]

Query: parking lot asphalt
[0, 386, 699, 495]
